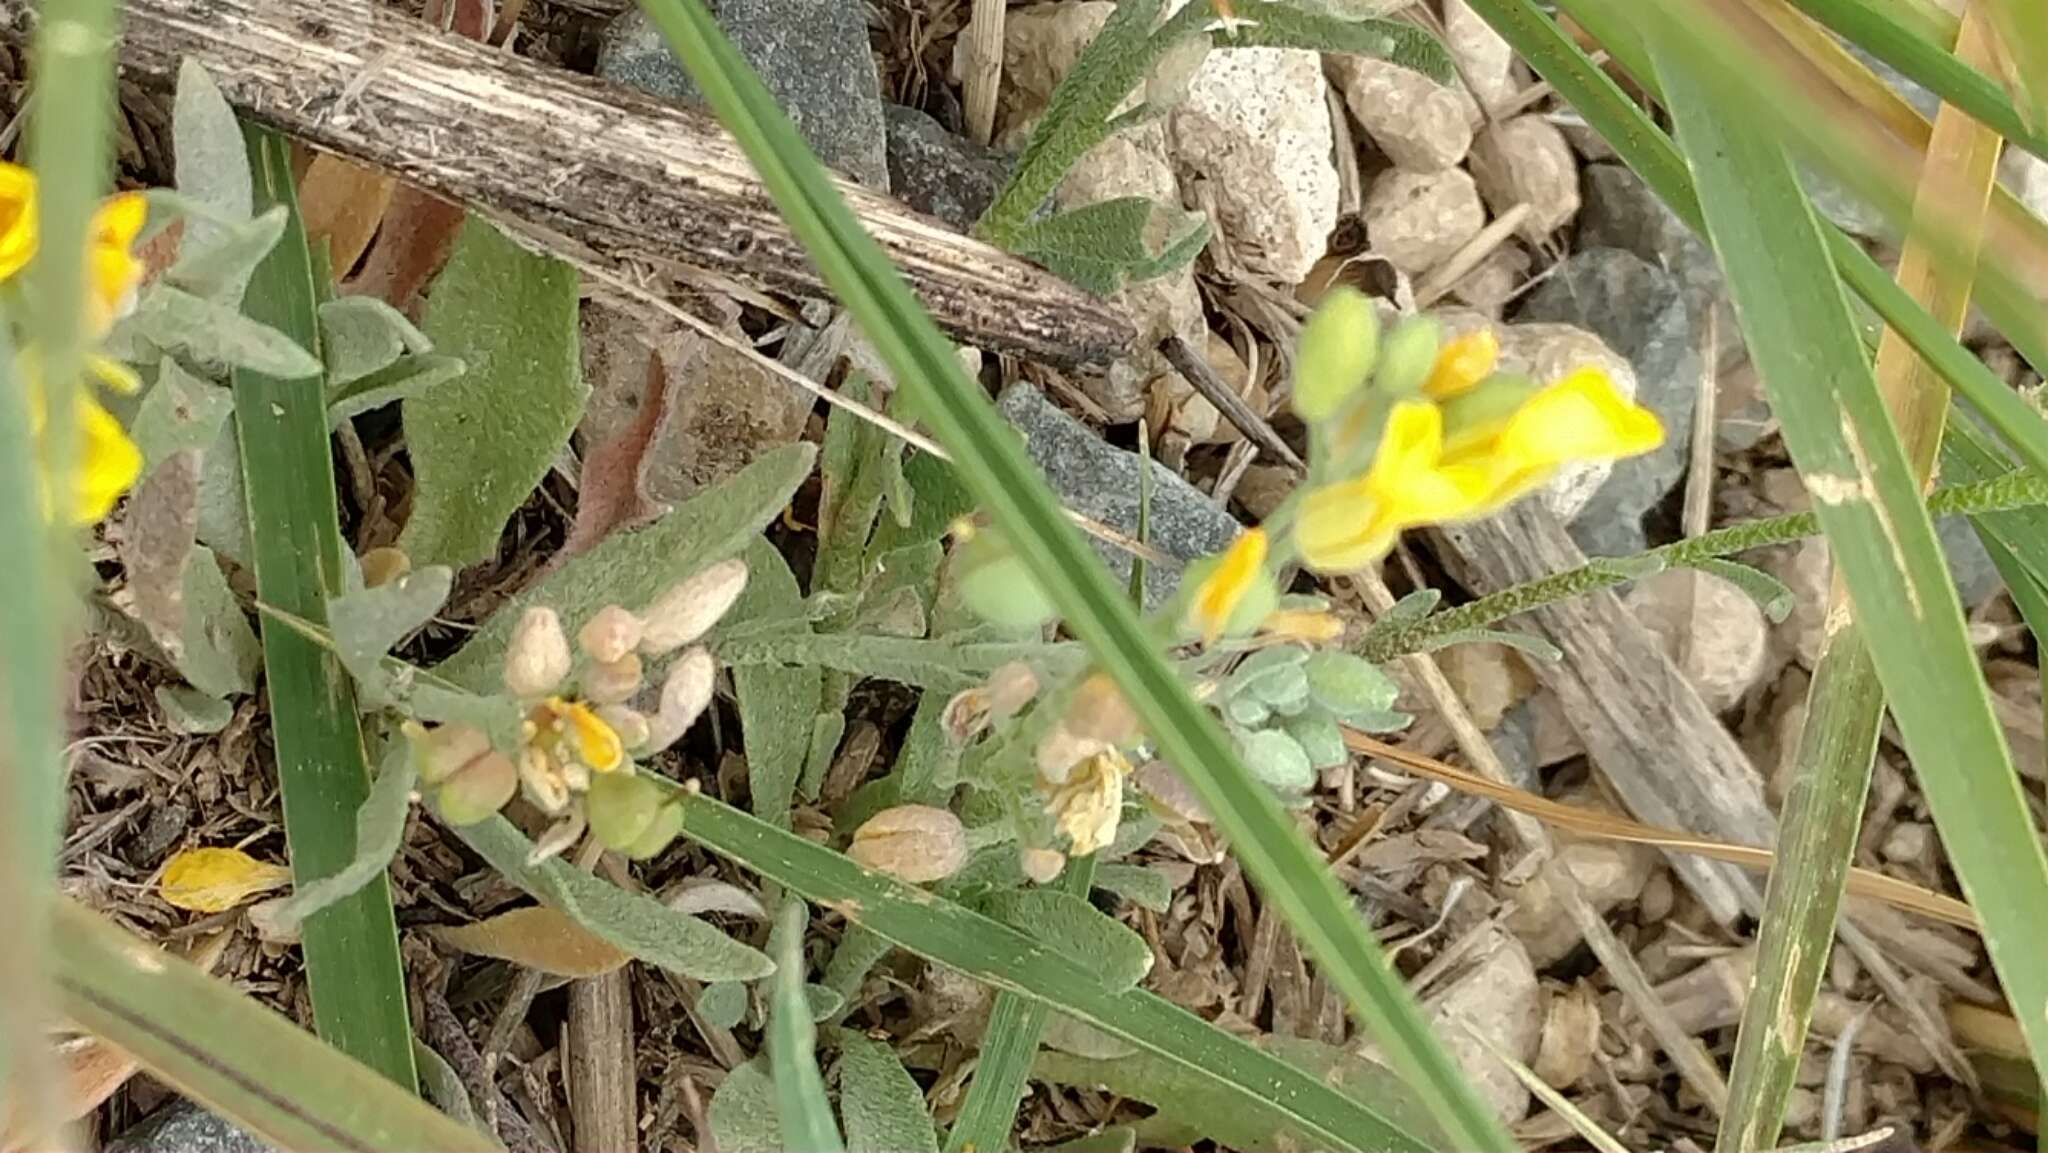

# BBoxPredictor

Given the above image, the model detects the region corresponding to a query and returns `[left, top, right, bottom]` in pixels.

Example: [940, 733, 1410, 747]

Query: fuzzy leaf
[127, 285, 323, 378]
[451, 813, 774, 981]
[977, 889, 1152, 991]
[160, 846, 292, 913]
[1217, 1, 1454, 84]
[320, 296, 433, 388]
[327, 354, 467, 427]
[714, 624, 1082, 694]
[166, 208, 288, 306]
[173, 60, 252, 240]
[1301, 651, 1398, 720]
[1415, 627, 1562, 663]
[1361, 588, 1441, 642]
[155, 685, 233, 734]
[836, 1032, 939, 1153]
[768, 903, 844, 1153]
[1692, 557, 1796, 624]
[259, 740, 417, 935]
[1238, 727, 1315, 792]
[1007, 197, 1210, 297]
[431, 906, 632, 977]
[401, 217, 585, 569]
[327, 566, 454, 690]
[195, 422, 249, 565]
[1282, 708, 1348, 770]
[1092, 863, 1173, 913]
[178, 545, 262, 697]
[437, 442, 816, 690]
[699, 981, 749, 1030]
[733, 537, 821, 829]
[708, 1060, 781, 1153]
[130, 358, 236, 475]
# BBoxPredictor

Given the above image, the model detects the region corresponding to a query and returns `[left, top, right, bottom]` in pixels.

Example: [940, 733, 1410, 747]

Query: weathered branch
[26, 0, 1134, 366]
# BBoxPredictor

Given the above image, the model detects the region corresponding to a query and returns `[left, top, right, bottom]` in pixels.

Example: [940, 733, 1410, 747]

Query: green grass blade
[51, 899, 490, 1152]
[1779, 0, 2048, 163]
[1646, 0, 2048, 1090]
[629, 2, 1510, 1145]
[234, 124, 416, 1089]
[668, 790, 1429, 1153]
[769, 901, 845, 1153]
[943, 853, 1100, 1153]
[1977, 0, 2048, 134]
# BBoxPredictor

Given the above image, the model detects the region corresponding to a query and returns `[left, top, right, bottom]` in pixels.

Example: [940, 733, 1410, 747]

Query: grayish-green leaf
[733, 537, 821, 829]
[1006, 197, 1210, 297]
[261, 738, 418, 935]
[413, 1042, 490, 1137]
[1217, 0, 1453, 83]
[699, 980, 749, 1030]
[401, 217, 585, 569]
[836, 1032, 940, 1153]
[129, 285, 324, 378]
[1282, 708, 1348, 770]
[328, 354, 468, 428]
[976, 889, 1151, 991]
[173, 59, 252, 244]
[195, 420, 248, 564]
[708, 1060, 781, 1153]
[1415, 627, 1562, 663]
[166, 207, 287, 306]
[1092, 863, 1172, 913]
[1237, 728, 1315, 792]
[177, 544, 261, 697]
[328, 567, 454, 690]
[131, 358, 236, 477]
[769, 902, 844, 1153]
[451, 814, 774, 981]
[715, 625, 1082, 694]
[438, 442, 816, 688]
[155, 684, 233, 734]
[322, 296, 433, 388]
[1693, 557, 1796, 623]
[1301, 650, 1398, 720]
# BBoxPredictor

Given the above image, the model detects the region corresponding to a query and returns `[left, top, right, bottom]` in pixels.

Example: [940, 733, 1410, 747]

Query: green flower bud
[1373, 315, 1443, 398]
[1292, 287, 1380, 424]
[435, 751, 519, 825]
[586, 770, 665, 851]
[622, 802, 685, 861]
[955, 527, 1057, 630]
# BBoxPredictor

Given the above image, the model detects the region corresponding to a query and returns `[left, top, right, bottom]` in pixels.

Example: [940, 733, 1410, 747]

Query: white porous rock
[1469, 114, 1582, 238]
[1326, 53, 1478, 172]
[1443, 0, 1519, 114]
[1424, 930, 1542, 1122]
[1624, 568, 1774, 714]
[1490, 321, 1641, 522]
[1363, 167, 1486, 276]
[986, 1, 1119, 137]
[1169, 47, 1339, 283]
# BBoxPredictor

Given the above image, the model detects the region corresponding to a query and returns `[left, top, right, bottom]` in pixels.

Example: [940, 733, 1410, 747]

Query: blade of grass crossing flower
[51, 900, 490, 1152]
[1644, 0, 2048, 1087]
[233, 125, 417, 1089]
[769, 902, 844, 1153]
[944, 853, 1100, 1153]
[628, 1, 1512, 1147]
[667, 790, 1433, 1153]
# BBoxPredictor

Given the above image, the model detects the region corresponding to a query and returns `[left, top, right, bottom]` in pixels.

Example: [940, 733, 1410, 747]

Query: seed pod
[578, 605, 644, 664]
[1064, 673, 1139, 745]
[849, 805, 969, 884]
[597, 705, 652, 753]
[941, 687, 992, 745]
[409, 721, 493, 786]
[622, 802, 685, 860]
[586, 770, 665, 852]
[953, 528, 1057, 630]
[436, 750, 519, 825]
[504, 607, 573, 699]
[639, 559, 750, 655]
[1019, 847, 1067, 884]
[583, 653, 645, 705]
[1291, 286, 1379, 424]
[645, 647, 717, 751]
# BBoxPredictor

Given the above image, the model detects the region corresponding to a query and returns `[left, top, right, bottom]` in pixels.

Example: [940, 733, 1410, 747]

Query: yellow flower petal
[87, 193, 148, 338]
[88, 352, 142, 394]
[560, 699, 626, 773]
[1295, 402, 1495, 573]
[0, 160, 36, 283]
[72, 395, 143, 524]
[1188, 528, 1268, 642]
[160, 846, 294, 913]
[1046, 749, 1131, 857]
[1260, 608, 1346, 643]
[1421, 328, 1498, 401]
[1454, 366, 1665, 510]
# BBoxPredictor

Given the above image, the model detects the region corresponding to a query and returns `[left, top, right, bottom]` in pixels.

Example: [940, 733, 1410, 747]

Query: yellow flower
[160, 846, 293, 913]
[1045, 748, 1132, 857]
[539, 696, 626, 774]
[88, 192, 147, 338]
[0, 160, 36, 282]
[1441, 366, 1664, 511]
[1186, 528, 1271, 642]
[1421, 328, 1498, 401]
[1294, 401, 1492, 573]
[1260, 607, 1345, 643]
[20, 350, 144, 525]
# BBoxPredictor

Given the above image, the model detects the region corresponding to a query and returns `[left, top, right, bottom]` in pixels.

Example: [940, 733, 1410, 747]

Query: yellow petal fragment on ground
[159, 847, 293, 913]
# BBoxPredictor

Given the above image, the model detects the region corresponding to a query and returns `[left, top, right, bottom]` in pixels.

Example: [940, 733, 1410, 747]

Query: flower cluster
[1, 160, 149, 524]
[1185, 290, 1663, 640]
[413, 558, 749, 862]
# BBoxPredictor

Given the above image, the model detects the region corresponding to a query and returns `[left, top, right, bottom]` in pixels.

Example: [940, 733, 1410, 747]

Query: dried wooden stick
[30, 0, 1134, 367]
[566, 970, 637, 1153]
[1160, 334, 1305, 473]
[961, 0, 1005, 146]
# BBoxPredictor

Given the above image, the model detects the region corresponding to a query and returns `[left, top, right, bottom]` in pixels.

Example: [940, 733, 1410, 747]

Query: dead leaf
[111, 451, 203, 659]
[430, 905, 631, 977]
[1533, 980, 1601, 1088]
[1352, 829, 1489, 874]
[159, 845, 293, 913]
[345, 188, 466, 321]
[299, 154, 397, 279]
[561, 346, 672, 560]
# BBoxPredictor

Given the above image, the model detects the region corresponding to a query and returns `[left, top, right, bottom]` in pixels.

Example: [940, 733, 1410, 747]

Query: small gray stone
[997, 383, 1240, 607]
[1516, 248, 1698, 557]
[1937, 514, 2003, 610]
[883, 105, 1007, 231]
[1578, 163, 1720, 304]
[105, 1101, 275, 1153]
[598, 0, 888, 190]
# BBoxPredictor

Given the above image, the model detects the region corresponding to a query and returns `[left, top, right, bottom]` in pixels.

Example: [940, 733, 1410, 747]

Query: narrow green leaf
[836, 1032, 941, 1153]
[733, 536, 822, 828]
[52, 901, 490, 1152]
[976, 888, 1151, 991]
[235, 123, 416, 1089]
[452, 813, 774, 981]
[1691, 558, 1796, 624]
[714, 625, 1083, 693]
[1217, 1, 1454, 82]
[1977, 0, 2048, 135]
[633, 0, 1504, 1143]
[130, 357, 235, 474]
[401, 216, 584, 569]
[1007, 197, 1210, 296]
[769, 902, 845, 1153]
[1649, 5, 2048, 1086]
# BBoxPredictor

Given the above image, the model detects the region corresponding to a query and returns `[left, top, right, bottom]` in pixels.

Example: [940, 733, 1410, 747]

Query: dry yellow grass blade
[1341, 729, 1980, 933]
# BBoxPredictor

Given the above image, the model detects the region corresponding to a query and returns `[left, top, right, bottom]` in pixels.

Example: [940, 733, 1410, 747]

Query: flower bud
[1064, 673, 1138, 745]
[985, 661, 1040, 720]
[644, 647, 717, 752]
[954, 527, 1057, 631]
[640, 559, 749, 655]
[579, 605, 644, 664]
[504, 607, 572, 698]
[586, 770, 665, 852]
[941, 687, 993, 745]
[1373, 314, 1442, 398]
[1035, 723, 1110, 785]
[409, 721, 493, 786]
[848, 805, 968, 884]
[583, 653, 645, 705]
[622, 802, 684, 860]
[1291, 286, 1379, 424]
[1019, 846, 1066, 884]
[598, 705, 652, 752]
[1422, 327, 1500, 401]
[436, 749, 519, 825]
[359, 546, 411, 589]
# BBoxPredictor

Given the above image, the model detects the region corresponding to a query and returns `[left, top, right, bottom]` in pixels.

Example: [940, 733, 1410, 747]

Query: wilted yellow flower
[1045, 748, 1132, 857]
[1441, 366, 1664, 511]
[87, 192, 147, 338]
[0, 161, 36, 281]
[1294, 402, 1492, 573]
[160, 846, 293, 913]
[1421, 328, 1499, 401]
[1186, 528, 1270, 642]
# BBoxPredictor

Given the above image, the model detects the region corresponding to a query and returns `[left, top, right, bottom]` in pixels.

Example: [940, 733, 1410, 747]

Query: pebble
[1326, 53, 1477, 172]
[1762, 538, 1832, 670]
[1170, 47, 1340, 283]
[1447, 241, 1531, 318]
[1510, 829, 1655, 967]
[1424, 929, 1542, 1121]
[1517, 247, 1699, 558]
[1491, 321, 1641, 522]
[1714, 356, 1775, 452]
[1442, 0, 1519, 114]
[1880, 820, 1934, 869]
[1623, 568, 1773, 713]
[1470, 115, 1581, 239]
[105, 1101, 273, 1153]
[998, 382, 1239, 607]
[884, 104, 1008, 231]
[1363, 167, 1486, 276]
[597, 0, 888, 190]
[1438, 641, 1531, 732]
[989, 1, 1118, 138]
[1577, 162, 1722, 305]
